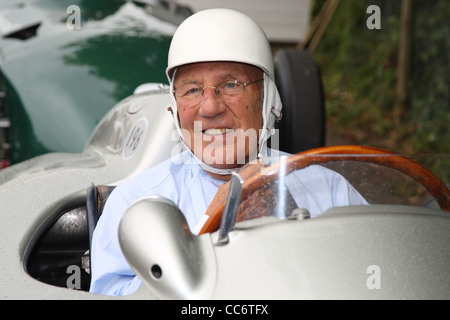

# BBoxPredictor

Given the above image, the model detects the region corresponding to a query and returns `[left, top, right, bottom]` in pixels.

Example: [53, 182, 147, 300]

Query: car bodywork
[1, 87, 449, 300]
[0, 88, 177, 299]
[0, 0, 190, 166]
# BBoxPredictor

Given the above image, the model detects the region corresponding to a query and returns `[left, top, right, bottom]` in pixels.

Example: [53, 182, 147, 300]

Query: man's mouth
[203, 128, 233, 136]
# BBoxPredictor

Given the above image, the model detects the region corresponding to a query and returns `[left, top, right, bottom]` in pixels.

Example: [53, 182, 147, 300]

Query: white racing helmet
[166, 8, 283, 175]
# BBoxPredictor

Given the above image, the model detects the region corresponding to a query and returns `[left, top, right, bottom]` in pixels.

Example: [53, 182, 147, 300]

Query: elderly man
[90, 9, 366, 296]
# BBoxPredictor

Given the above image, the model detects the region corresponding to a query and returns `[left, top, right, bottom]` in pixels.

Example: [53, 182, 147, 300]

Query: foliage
[312, 0, 450, 155]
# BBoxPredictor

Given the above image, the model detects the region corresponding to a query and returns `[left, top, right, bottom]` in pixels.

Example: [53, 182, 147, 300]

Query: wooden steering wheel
[199, 145, 450, 235]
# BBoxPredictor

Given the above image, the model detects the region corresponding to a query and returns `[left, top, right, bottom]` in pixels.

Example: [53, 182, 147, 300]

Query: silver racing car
[1, 81, 449, 300]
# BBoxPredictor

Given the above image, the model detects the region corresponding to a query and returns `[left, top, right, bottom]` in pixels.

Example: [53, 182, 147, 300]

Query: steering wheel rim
[199, 145, 450, 235]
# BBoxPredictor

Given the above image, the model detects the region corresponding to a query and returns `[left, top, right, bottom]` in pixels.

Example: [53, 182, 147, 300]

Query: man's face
[174, 62, 264, 175]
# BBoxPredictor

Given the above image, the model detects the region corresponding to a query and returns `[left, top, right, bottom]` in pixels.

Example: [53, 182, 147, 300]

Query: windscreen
[232, 153, 450, 223]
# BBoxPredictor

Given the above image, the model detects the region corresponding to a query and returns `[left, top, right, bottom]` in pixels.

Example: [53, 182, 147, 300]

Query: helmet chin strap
[173, 124, 271, 177]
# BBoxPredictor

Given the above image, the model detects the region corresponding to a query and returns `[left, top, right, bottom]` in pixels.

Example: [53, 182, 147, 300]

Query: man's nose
[198, 87, 226, 117]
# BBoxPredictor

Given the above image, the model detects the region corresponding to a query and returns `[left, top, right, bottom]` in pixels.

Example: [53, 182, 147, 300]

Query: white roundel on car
[122, 117, 148, 161]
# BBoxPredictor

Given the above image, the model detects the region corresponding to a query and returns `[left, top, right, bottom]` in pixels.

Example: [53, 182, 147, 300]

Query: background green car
[0, 0, 191, 167]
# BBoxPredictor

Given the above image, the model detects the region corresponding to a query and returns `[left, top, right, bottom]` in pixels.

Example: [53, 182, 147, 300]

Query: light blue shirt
[89, 150, 367, 296]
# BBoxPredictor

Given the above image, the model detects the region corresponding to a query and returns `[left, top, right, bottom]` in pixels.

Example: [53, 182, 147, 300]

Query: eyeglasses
[173, 78, 263, 107]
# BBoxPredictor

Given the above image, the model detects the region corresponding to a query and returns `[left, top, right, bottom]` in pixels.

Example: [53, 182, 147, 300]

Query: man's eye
[221, 81, 243, 93]
[224, 82, 238, 89]
[184, 87, 201, 96]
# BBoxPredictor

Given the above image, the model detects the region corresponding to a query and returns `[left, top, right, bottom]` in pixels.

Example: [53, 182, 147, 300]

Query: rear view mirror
[118, 196, 216, 299]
